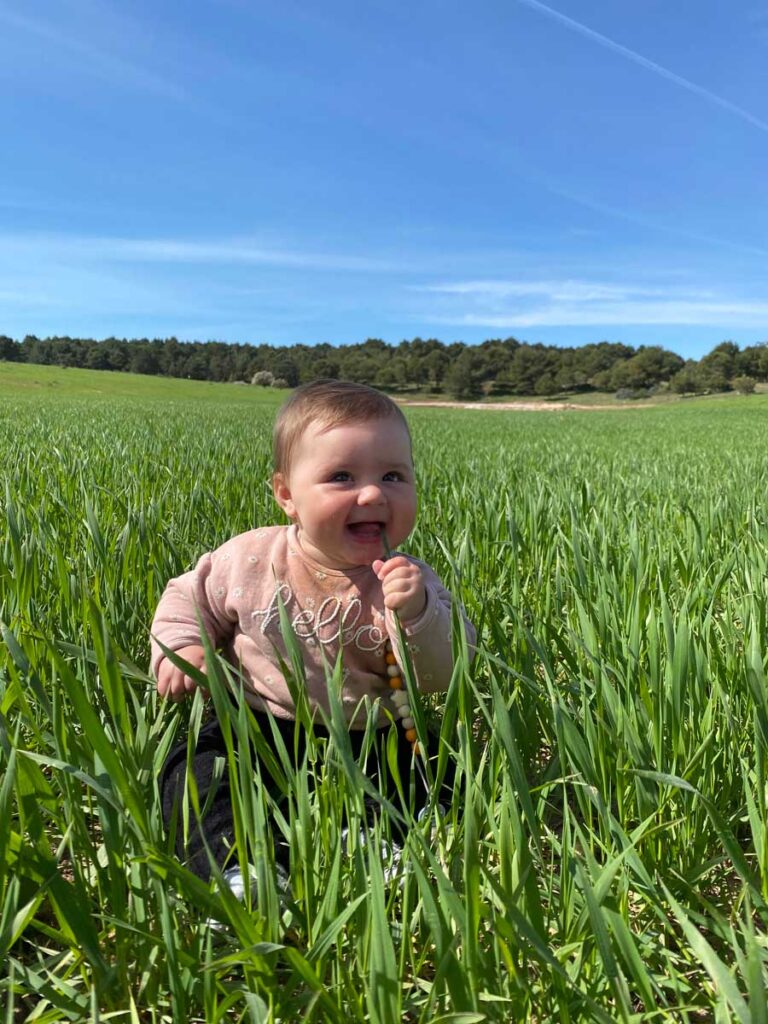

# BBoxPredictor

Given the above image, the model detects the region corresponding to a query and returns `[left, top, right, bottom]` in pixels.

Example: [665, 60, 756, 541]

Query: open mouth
[347, 521, 385, 541]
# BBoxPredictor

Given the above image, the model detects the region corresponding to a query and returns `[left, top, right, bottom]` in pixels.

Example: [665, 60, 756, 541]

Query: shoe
[221, 862, 291, 901]
[205, 862, 291, 931]
[417, 802, 447, 822]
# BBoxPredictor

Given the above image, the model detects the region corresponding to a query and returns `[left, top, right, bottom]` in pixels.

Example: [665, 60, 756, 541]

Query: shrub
[670, 363, 703, 395]
[251, 370, 274, 387]
[732, 375, 756, 395]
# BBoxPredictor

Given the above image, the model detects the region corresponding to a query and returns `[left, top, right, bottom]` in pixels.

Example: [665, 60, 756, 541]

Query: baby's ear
[272, 473, 296, 518]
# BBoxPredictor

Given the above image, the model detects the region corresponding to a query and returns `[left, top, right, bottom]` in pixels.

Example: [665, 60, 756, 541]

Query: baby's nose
[358, 483, 385, 504]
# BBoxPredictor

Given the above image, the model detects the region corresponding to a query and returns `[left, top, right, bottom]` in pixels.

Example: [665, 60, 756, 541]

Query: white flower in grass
[315, 571, 327, 581]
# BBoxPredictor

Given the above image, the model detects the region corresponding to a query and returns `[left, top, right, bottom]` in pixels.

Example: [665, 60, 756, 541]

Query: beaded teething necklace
[385, 641, 420, 756]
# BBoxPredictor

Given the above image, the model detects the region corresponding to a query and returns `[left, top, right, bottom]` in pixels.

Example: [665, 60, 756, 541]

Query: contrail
[516, 0, 768, 133]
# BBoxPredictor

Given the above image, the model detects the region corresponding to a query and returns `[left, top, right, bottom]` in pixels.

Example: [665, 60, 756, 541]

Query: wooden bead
[397, 705, 412, 719]
[386, 665, 400, 677]
[401, 716, 414, 730]
[385, 652, 397, 665]
[405, 728, 417, 743]
[391, 690, 408, 706]
[388, 676, 403, 690]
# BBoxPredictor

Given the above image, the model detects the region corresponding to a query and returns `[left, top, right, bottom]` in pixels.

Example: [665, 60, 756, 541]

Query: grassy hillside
[3, 360, 767, 409]
[0, 361, 284, 405]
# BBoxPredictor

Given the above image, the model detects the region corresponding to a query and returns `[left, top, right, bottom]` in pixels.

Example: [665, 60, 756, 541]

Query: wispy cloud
[416, 280, 714, 302]
[517, 0, 768, 133]
[416, 278, 768, 328]
[0, 232, 409, 274]
[0, 5, 185, 99]
[0, 288, 55, 307]
[429, 303, 768, 329]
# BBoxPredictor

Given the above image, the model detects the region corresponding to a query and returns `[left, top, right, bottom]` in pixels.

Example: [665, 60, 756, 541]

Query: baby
[151, 378, 475, 881]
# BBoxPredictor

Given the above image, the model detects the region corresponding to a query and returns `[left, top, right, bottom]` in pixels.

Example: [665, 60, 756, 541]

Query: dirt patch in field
[399, 399, 653, 412]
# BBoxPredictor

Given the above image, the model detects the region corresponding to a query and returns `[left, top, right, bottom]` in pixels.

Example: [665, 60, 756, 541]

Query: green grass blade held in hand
[381, 528, 433, 792]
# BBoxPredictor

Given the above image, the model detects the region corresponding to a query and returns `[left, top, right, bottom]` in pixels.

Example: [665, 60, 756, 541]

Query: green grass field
[3, 364, 768, 1022]
[0, 362, 287, 404]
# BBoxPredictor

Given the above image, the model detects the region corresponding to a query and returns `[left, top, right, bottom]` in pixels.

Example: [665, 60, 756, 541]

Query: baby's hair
[273, 378, 411, 475]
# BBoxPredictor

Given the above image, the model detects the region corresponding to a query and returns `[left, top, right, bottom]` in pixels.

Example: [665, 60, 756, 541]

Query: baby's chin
[296, 528, 385, 570]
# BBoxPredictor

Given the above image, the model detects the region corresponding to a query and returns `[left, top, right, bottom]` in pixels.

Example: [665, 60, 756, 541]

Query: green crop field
[3, 364, 768, 1022]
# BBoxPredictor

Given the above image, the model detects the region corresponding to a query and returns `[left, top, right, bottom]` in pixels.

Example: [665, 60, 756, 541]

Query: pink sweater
[150, 525, 475, 726]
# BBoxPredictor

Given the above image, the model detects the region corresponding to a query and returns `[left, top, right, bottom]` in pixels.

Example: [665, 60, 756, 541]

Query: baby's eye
[383, 471, 405, 482]
[330, 471, 352, 482]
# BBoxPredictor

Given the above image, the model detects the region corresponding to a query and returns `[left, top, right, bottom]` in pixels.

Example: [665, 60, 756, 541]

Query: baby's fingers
[157, 668, 185, 701]
[157, 663, 203, 702]
[373, 555, 411, 580]
[382, 574, 414, 596]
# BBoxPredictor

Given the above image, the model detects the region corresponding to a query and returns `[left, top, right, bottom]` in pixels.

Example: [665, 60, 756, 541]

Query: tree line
[1, 333, 766, 399]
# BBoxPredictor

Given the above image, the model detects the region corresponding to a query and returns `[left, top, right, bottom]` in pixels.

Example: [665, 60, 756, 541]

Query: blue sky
[1, 0, 767, 358]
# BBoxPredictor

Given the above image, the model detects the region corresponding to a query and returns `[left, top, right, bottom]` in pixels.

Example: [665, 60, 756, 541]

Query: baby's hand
[156, 644, 207, 702]
[372, 556, 427, 623]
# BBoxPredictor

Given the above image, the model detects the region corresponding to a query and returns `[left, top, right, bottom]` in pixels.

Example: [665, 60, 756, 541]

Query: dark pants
[159, 709, 454, 879]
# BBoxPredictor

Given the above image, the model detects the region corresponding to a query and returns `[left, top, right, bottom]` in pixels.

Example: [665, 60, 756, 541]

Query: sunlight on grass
[2, 384, 768, 1020]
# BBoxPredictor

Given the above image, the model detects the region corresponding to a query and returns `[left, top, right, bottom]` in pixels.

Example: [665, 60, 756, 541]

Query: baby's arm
[150, 547, 236, 699]
[375, 557, 476, 693]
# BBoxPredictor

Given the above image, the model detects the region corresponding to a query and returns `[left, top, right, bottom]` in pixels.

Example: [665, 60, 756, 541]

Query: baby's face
[273, 416, 417, 570]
